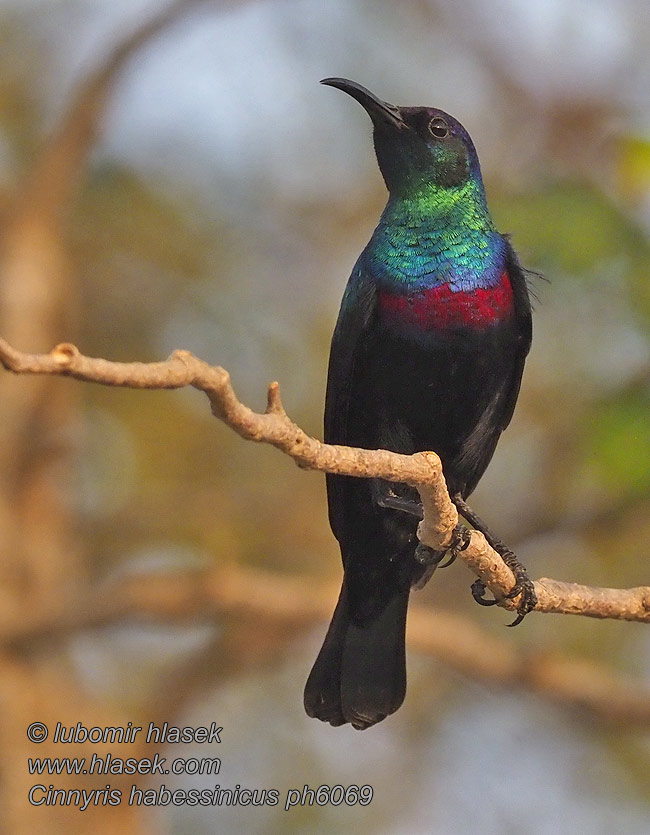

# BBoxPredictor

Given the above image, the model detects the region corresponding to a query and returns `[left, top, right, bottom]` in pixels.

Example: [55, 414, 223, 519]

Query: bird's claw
[412, 545, 447, 590]
[471, 578, 498, 606]
[500, 547, 537, 626]
[438, 522, 472, 568]
[414, 543, 444, 567]
[470, 551, 537, 625]
[413, 524, 471, 591]
[415, 523, 471, 569]
[449, 523, 471, 555]
[504, 573, 537, 627]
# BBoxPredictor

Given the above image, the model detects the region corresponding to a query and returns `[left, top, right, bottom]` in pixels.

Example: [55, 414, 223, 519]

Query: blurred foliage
[586, 383, 650, 496]
[495, 182, 650, 281]
[618, 135, 650, 203]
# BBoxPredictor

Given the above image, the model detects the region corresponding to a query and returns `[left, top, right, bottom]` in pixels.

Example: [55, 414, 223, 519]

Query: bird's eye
[428, 118, 449, 138]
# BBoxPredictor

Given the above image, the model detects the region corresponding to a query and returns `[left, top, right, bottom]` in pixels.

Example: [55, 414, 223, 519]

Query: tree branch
[4, 565, 650, 726]
[1, 337, 649, 623]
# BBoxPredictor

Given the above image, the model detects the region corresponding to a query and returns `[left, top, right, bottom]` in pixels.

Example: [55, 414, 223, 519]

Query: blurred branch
[1, 337, 649, 624]
[2, 0, 217, 352]
[0, 5, 259, 833]
[4, 564, 650, 726]
[17, 0, 215, 220]
[0, 0, 222, 657]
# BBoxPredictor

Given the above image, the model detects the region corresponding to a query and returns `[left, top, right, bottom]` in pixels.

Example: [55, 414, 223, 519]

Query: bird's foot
[446, 522, 472, 566]
[415, 522, 470, 569]
[471, 548, 537, 626]
[500, 548, 538, 626]
[451, 494, 536, 626]
[471, 578, 498, 606]
[412, 524, 471, 590]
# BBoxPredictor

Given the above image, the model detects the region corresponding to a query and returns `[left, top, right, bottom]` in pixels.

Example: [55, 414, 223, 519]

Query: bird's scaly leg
[371, 480, 471, 589]
[371, 478, 423, 518]
[452, 493, 537, 626]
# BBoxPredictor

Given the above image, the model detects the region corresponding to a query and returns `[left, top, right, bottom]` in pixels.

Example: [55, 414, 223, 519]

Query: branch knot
[51, 342, 79, 367]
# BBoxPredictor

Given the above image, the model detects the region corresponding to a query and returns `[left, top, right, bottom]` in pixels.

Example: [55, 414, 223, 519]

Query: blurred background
[1, 0, 650, 832]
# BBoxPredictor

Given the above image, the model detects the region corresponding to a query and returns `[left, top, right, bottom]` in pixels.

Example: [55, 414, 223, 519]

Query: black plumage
[304, 79, 532, 729]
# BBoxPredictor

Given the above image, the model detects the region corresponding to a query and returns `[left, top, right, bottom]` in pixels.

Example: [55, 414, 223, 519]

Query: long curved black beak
[320, 78, 406, 130]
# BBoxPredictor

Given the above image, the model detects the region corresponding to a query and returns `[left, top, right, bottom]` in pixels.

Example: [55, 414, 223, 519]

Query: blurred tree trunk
[0, 4, 213, 832]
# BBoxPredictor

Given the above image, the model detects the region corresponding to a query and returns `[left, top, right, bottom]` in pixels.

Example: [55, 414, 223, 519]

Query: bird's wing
[498, 240, 533, 431]
[324, 262, 378, 445]
[324, 262, 378, 540]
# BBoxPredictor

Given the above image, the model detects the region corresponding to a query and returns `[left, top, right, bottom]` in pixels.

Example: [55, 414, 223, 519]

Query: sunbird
[304, 79, 534, 729]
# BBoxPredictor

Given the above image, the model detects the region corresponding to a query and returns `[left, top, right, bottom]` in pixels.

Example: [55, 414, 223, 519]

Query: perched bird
[304, 79, 533, 730]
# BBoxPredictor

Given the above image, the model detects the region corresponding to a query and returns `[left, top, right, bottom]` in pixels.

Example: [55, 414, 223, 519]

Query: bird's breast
[378, 271, 514, 332]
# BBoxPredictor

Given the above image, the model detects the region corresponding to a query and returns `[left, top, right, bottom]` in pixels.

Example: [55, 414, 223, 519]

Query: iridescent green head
[321, 77, 485, 200]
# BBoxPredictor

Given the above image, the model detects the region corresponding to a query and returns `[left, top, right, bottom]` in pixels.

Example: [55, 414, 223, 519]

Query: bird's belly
[378, 271, 514, 331]
[368, 313, 520, 494]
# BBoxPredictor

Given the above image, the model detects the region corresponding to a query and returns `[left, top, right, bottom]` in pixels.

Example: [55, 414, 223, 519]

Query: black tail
[304, 578, 410, 730]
